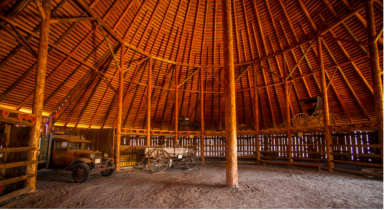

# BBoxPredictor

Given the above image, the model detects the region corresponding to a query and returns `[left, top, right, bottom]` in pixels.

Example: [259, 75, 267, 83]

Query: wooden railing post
[200, 68, 205, 164]
[253, 63, 260, 165]
[1, 124, 11, 176]
[222, 0, 238, 188]
[147, 57, 152, 147]
[318, 36, 334, 171]
[367, 0, 383, 163]
[26, 0, 51, 192]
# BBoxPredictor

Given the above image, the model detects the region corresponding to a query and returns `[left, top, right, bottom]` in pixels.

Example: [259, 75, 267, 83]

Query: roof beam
[152, 26, 179, 129]
[50, 45, 118, 123]
[0, 1, 72, 102]
[49, 16, 96, 24]
[88, 57, 117, 128]
[119, 30, 155, 128]
[136, 1, 162, 48]
[64, 72, 102, 127]
[149, 0, 174, 54]
[321, 38, 371, 121]
[236, 2, 365, 67]
[0, 22, 38, 59]
[42, 37, 116, 109]
[341, 0, 382, 45]
[112, 0, 136, 31]
[151, 64, 173, 129]
[188, 0, 202, 63]
[319, 14, 373, 95]
[122, 60, 149, 128]
[297, 0, 317, 32]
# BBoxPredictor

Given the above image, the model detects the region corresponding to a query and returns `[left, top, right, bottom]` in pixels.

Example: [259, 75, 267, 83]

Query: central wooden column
[253, 63, 260, 165]
[200, 68, 205, 164]
[26, 0, 51, 191]
[147, 57, 152, 147]
[174, 65, 178, 148]
[115, 44, 124, 171]
[283, 56, 292, 164]
[318, 37, 334, 171]
[366, 0, 383, 162]
[222, 0, 238, 188]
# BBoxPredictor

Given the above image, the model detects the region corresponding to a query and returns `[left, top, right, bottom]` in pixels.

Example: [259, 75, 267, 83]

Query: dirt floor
[1, 164, 383, 209]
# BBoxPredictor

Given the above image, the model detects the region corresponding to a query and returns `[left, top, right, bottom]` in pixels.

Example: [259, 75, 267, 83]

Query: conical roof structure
[0, 0, 382, 130]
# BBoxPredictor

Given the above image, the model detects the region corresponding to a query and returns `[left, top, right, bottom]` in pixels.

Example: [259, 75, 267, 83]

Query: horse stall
[0, 109, 37, 203]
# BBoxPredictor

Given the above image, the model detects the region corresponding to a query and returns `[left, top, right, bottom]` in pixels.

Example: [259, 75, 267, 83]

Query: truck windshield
[68, 142, 91, 150]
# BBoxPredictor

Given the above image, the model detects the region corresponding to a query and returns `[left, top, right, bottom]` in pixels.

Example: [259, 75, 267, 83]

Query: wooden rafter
[0, 4, 80, 102]
[250, 22, 266, 129]
[321, 38, 371, 121]
[129, 10, 150, 45]
[188, 0, 202, 63]
[122, 0, 147, 41]
[0, 23, 38, 59]
[49, 17, 95, 24]
[149, 0, 174, 54]
[319, 8, 374, 95]
[136, 1, 162, 48]
[297, 0, 317, 32]
[42, 39, 118, 109]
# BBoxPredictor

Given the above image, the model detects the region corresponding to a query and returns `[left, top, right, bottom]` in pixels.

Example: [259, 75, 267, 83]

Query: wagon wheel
[277, 122, 286, 129]
[185, 149, 198, 169]
[136, 158, 146, 170]
[310, 110, 324, 127]
[330, 113, 340, 125]
[148, 148, 170, 173]
[292, 113, 310, 128]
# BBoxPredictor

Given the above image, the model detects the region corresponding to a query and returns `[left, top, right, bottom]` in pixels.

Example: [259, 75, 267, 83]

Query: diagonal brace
[235, 65, 252, 82]
[286, 41, 315, 80]
[97, 19, 122, 72]
[0, 22, 38, 59]
[327, 67, 338, 90]
[203, 68, 224, 86]
[178, 67, 200, 88]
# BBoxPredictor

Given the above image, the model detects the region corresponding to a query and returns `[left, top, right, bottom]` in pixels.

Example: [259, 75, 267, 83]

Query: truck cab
[40, 137, 115, 183]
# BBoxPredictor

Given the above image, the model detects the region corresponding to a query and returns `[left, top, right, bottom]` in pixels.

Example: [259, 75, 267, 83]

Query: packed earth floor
[1, 164, 383, 209]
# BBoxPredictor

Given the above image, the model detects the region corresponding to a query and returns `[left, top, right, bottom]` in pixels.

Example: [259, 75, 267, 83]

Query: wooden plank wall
[61, 128, 114, 157]
[120, 132, 382, 168]
[4, 127, 29, 194]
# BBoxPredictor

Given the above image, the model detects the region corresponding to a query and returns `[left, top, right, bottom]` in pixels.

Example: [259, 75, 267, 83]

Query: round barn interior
[0, 0, 383, 208]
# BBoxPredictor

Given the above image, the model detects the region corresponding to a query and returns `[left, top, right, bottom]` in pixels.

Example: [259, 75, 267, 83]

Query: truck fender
[101, 157, 114, 167]
[65, 158, 92, 170]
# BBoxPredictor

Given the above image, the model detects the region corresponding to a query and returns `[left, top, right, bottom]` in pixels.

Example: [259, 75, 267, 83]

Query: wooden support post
[174, 65, 178, 148]
[115, 45, 124, 171]
[200, 68, 205, 164]
[147, 57, 152, 146]
[318, 37, 333, 171]
[367, 0, 383, 162]
[284, 55, 293, 164]
[253, 63, 260, 165]
[222, 0, 238, 188]
[26, 0, 50, 192]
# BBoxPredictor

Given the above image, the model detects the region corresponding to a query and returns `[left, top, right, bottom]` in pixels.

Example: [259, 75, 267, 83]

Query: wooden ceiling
[0, 0, 383, 130]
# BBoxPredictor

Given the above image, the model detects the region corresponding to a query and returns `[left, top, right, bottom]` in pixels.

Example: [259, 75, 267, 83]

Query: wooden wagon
[136, 146, 198, 173]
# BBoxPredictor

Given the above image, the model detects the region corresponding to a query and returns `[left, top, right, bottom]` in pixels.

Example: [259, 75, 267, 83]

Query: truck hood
[71, 150, 101, 154]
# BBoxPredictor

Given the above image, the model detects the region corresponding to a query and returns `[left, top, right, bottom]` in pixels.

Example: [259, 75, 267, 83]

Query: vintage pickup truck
[38, 137, 115, 183]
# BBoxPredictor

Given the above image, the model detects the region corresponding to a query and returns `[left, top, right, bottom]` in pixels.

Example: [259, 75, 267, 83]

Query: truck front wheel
[72, 163, 91, 183]
[100, 160, 115, 177]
